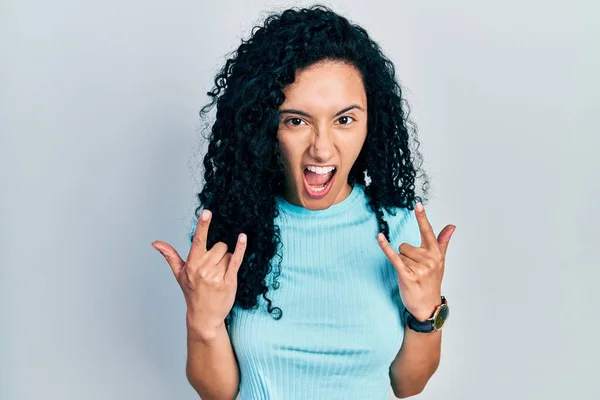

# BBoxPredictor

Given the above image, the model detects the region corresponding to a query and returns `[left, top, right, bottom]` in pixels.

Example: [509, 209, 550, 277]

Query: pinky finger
[225, 233, 247, 283]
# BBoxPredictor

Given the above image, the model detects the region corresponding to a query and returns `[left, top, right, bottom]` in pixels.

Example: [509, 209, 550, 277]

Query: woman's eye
[285, 117, 305, 127]
[337, 116, 355, 125]
[284, 116, 354, 127]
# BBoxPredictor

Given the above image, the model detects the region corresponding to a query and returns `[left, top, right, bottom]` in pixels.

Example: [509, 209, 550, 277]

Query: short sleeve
[387, 206, 421, 250]
[388, 202, 438, 250]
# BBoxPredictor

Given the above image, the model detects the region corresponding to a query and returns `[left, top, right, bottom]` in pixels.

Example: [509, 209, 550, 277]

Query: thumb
[437, 225, 456, 256]
[152, 240, 185, 278]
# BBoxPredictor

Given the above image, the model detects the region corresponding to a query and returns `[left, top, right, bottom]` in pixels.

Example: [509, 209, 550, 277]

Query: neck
[282, 181, 353, 209]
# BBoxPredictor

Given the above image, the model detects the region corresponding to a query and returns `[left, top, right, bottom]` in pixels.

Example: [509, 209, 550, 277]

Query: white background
[2, 0, 598, 398]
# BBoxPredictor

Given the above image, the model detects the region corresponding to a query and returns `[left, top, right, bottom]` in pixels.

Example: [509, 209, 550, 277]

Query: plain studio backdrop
[1, 0, 598, 399]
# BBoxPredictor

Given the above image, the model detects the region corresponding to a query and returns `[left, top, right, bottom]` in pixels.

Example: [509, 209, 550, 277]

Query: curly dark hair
[193, 4, 431, 326]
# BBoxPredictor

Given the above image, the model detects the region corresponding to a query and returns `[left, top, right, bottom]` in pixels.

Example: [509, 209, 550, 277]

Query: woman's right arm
[152, 209, 247, 400]
[186, 323, 240, 400]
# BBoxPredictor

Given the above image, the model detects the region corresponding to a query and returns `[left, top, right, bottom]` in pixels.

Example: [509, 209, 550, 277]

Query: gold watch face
[433, 304, 449, 330]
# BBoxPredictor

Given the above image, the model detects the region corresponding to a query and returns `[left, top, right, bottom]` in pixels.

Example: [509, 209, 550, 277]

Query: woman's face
[277, 60, 368, 210]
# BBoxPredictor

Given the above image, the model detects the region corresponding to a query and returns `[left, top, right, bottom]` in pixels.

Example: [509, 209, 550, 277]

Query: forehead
[281, 61, 366, 108]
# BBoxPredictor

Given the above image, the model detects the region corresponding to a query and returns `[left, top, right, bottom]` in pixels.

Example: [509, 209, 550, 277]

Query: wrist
[186, 313, 226, 342]
[411, 297, 442, 322]
[187, 322, 226, 343]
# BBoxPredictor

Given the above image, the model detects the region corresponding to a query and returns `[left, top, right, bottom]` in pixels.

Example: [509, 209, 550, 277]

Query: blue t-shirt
[190, 183, 422, 399]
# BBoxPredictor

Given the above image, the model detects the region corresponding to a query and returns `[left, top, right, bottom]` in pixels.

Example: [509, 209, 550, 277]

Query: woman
[152, 5, 455, 399]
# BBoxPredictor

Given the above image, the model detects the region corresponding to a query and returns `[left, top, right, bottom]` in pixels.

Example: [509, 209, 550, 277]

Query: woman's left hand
[377, 202, 456, 322]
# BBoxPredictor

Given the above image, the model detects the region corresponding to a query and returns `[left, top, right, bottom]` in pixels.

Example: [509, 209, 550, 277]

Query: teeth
[306, 165, 335, 174]
[310, 184, 328, 192]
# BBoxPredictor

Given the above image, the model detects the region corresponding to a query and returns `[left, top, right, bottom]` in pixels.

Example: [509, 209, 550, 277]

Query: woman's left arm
[389, 323, 441, 397]
[377, 202, 456, 398]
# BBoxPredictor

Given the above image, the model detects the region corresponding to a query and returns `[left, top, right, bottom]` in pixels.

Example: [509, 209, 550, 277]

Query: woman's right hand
[151, 209, 247, 339]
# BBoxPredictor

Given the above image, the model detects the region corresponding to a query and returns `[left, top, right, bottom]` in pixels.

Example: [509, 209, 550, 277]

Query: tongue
[304, 170, 333, 186]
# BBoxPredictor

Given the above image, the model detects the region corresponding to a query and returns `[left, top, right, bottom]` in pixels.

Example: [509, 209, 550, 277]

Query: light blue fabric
[189, 183, 422, 399]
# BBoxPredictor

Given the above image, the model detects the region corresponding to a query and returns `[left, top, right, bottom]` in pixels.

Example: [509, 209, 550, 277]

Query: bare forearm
[186, 323, 240, 400]
[389, 327, 441, 398]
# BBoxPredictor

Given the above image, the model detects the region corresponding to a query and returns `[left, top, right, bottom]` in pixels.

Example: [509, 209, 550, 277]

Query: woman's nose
[309, 128, 334, 161]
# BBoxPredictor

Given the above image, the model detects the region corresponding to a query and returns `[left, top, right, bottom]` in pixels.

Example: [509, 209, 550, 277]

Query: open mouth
[302, 166, 337, 199]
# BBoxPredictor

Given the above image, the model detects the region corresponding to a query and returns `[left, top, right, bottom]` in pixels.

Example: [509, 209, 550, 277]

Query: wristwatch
[404, 296, 449, 333]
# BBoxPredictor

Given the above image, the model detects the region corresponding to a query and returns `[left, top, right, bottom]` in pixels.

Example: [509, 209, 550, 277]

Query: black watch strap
[404, 309, 435, 333]
[403, 296, 448, 333]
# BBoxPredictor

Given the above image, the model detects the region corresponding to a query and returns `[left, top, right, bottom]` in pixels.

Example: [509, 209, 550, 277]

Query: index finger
[414, 202, 437, 250]
[187, 209, 212, 264]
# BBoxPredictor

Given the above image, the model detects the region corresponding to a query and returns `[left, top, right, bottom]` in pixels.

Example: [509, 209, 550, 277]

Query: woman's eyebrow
[279, 104, 365, 118]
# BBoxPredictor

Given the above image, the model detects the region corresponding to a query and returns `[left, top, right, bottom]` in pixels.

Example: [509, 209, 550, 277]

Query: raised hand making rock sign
[378, 202, 455, 325]
[152, 209, 247, 340]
